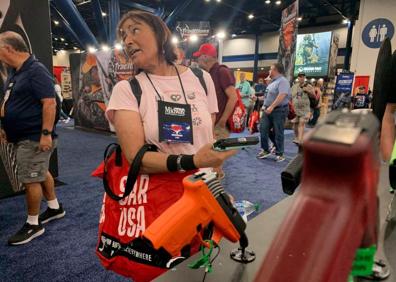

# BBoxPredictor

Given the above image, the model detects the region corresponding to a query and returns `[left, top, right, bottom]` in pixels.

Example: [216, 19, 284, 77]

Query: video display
[294, 31, 332, 77]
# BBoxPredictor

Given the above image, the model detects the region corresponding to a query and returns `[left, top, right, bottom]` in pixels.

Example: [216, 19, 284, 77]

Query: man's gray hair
[0, 31, 29, 53]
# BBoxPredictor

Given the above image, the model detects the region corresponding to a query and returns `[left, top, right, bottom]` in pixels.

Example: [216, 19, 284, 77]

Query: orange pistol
[143, 172, 247, 257]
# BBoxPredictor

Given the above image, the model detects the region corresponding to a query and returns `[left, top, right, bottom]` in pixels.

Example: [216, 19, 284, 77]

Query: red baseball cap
[193, 43, 217, 58]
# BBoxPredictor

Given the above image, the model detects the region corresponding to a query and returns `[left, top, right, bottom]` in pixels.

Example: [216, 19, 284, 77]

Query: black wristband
[180, 154, 197, 171]
[167, 154, 178, 172]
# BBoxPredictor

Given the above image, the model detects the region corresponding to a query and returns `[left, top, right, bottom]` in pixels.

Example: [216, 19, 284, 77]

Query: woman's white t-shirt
[106, 68, 218, 155]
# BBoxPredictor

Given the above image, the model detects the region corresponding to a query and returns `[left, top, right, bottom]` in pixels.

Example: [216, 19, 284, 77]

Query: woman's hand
[193, 143, 238, 168]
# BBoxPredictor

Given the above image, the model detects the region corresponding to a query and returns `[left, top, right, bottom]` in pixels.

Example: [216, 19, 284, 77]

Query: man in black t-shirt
[0, 31, 65, 245]
[352, 86, 371, 110]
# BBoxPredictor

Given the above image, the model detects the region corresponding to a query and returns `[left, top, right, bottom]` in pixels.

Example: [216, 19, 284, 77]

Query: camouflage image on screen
[294, 31, 332, 77]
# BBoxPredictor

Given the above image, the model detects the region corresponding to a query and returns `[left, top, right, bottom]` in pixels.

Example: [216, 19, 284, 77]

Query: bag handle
[103, 143, 157, 201]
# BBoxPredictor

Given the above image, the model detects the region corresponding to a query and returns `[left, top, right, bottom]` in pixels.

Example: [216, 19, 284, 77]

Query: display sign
[61, 70, 72, 99]
[277, 0, 299, 82]
[175, 21, 210, 38]
[353, 75, 370, 95]
[362, 18, 394, 49]
[294, 31, 332, 77]
[332, 72, 355, 110]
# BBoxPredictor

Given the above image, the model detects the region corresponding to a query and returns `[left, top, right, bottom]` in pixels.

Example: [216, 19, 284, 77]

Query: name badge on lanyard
[145, 66, 194, 144]
[158, 101, 193, 144]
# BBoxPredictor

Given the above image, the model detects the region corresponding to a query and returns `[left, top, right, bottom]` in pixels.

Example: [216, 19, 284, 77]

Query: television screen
[294, 31, 332, 77]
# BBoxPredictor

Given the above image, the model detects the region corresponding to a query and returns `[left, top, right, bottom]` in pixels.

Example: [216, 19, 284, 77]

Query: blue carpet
[0, 123, 297, 281]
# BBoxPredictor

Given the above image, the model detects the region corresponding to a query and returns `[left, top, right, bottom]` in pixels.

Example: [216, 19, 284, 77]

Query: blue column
[253, 34, 260, 83]
[343, 20, 354, 71]
[108, 0, 120, 45]
[91, 0, 108, 43]
[52, 0, 98, 47]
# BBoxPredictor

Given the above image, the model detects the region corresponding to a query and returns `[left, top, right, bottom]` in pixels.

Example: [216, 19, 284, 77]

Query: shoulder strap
[129, 77, 142, 107]
[102, 143, 157, 201]
[190, 67, 208, 96]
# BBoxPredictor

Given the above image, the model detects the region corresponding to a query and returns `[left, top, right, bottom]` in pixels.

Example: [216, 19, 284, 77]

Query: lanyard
[145, 65, 189, 104]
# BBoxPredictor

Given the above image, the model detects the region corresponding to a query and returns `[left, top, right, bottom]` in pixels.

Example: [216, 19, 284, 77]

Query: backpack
[129, 67, 208, 107]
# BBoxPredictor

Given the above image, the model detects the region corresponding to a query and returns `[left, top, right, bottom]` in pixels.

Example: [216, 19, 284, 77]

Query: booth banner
[294, 31, 333, 77]
[176, 21, 210, 38]
[353, 75, 370, 95]
[61, 69, 73, 99]
[328, 33, 340, 78]
[277, 0, 299, 82]
[72, 49, 133, 131]
[0, 0, 56, 198]
[332, 72, 355, 110]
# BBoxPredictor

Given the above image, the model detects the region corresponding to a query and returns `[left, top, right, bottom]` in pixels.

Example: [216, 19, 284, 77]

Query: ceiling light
[205, 0, 210, 2]
[275, 0, 281, 5]
[114, 43, 123, 50]
[102, 44, 110, 51]
[216, 0, 221, 2]
[65, 43, 68, 45]
[297, 17, 303, 21]
[171, 36, 179, 44]
[248, 14, 254, 20]
[265, 0, 270, 3]
[54, 37, 58, 41]
[260, 68, 264, 70]
[60, 37, 65, 42]
[237, 68, 241, 71]
[231, 34, 237, 38]
[343, 19, 350, 24]
[73, 47, 79, 50]
[88, 46, 97, 53]
[53, 20, 59, 25]
[216, 31, 226, 39]
[189, 34, 198, 42]
[102, 12, 107, 16]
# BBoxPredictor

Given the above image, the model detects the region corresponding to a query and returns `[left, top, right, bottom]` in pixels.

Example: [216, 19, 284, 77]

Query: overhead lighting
[231, 34, 237, 38]
[275, 0, 281, 5]
[205, 0, 210, 2]
[189, 34, 198, 42]
[65, 43, 69, 46]
[297, 17, 303, 21]
[102, 12, 107, 16]
[216, 0, 221, 2]
[260, 67, 264, 70]
[216, 31, 226, 39]
[60, 37, 65, 42]
[102, 44, 110, 51]
[88, 46, 97, 53]
[237, 68, 241, 71]
[114, 43, 123, 50]
[171, 36, 179, 44]
[265, 0, 271, 3]
[248, 14, 254, 20]
[343, 18, 350, 24]
[73, 47, 79, 51]
[54, 37, 58, 41]
[53, 20, 59, 25]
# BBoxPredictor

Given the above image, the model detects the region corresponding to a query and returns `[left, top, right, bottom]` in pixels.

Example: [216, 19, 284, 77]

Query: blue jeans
[259, 106, 288, 155]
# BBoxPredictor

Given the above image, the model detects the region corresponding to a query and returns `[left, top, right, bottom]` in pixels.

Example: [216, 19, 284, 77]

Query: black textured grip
[281, 154, 303, 195]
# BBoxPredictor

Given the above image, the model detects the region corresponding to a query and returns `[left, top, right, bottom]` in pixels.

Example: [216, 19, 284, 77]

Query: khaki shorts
[16, 139, 57, 184]
[214, 125, 230, 140]
[291, 115, 309, 124]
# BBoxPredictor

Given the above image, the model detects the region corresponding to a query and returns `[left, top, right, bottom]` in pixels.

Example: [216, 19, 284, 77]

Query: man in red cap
[193, 43, 238, 179]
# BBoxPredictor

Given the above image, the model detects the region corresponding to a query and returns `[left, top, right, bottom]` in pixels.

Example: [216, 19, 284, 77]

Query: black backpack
[129, 67, 208, 106]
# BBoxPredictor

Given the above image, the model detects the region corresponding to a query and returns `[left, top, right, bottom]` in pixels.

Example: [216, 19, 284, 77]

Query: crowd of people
[0, 10, 375, 248]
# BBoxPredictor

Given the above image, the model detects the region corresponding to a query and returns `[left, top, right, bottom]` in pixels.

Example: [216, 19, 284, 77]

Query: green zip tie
[188, 240, 214, 273]
[350, 245, 376, 276]
[348, 274, 354, 282]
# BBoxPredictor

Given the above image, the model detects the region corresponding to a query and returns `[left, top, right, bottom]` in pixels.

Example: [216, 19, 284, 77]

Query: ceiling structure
[50, 0, 360, 52]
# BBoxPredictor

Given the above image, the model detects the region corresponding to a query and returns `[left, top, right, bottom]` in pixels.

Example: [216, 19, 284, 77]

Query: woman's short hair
[117, 11, 177, 65]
